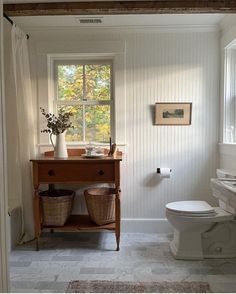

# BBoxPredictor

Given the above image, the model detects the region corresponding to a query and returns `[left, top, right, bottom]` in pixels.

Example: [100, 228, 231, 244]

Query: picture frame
[155, 102, 192, 125]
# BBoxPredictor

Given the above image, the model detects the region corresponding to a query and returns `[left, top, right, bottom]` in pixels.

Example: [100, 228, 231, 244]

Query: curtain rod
[3, 12, 29, 39]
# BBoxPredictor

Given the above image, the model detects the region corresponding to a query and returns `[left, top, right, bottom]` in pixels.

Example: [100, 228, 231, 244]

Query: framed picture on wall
[155, 102, 192, 125]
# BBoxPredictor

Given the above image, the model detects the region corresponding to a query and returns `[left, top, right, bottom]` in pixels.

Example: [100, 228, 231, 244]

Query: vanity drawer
[38, 162, 115, 183]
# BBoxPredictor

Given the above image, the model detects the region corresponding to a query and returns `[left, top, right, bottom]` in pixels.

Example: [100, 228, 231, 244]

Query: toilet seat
[166, 201, 216, 217]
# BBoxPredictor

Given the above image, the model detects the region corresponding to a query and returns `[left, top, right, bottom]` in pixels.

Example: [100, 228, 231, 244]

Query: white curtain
[10, 24, 36, 242]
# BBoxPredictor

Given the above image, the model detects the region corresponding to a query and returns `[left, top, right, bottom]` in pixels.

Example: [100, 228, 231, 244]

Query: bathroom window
[53, 60, 113, 143]
[224, 43, 236, 143]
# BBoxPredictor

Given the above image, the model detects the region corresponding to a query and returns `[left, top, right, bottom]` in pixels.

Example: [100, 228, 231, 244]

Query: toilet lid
[166, 201, 215, 215]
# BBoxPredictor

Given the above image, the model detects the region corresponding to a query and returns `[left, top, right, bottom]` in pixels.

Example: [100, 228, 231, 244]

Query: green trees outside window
[56, 63, 112, 143]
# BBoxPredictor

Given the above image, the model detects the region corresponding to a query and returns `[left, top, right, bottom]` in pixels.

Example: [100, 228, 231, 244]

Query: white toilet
[166, 169, 236, 260]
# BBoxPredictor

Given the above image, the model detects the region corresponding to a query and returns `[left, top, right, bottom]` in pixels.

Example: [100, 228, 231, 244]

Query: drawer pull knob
[48, 170, 55, 176]
[98, 170, 104, 176]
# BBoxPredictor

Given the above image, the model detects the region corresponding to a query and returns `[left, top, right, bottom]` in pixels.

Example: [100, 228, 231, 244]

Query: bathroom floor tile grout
[10, 232, 236, 293]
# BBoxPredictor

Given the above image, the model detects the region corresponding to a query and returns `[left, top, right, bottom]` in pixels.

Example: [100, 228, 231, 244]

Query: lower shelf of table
[43, 214, 116, 232]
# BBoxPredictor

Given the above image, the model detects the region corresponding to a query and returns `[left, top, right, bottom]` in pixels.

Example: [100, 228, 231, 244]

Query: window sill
[37, 142, 127, 148]
[219, 143, 236, 156]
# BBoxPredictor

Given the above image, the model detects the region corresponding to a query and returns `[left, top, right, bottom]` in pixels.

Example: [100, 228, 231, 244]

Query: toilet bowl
[166, 169, 236, 260]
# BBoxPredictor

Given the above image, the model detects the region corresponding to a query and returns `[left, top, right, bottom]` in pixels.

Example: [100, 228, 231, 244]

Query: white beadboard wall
[28, 28, 220, 232]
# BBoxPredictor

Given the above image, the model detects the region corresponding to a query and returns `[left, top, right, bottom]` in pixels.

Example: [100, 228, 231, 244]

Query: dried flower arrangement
[40, 107, 74, 197]
[40, 107, 73, 146]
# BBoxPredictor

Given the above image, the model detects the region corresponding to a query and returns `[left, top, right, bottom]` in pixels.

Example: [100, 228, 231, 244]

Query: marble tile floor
[10, 232, 236, 293]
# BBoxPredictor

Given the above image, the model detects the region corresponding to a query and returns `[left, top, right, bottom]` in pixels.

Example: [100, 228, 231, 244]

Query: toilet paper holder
[157, 168, 172, 174]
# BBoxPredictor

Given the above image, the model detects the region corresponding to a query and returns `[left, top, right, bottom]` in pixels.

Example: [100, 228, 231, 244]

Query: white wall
[25, 26, 220, 232]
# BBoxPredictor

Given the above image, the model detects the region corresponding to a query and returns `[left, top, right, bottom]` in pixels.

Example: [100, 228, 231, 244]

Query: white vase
[54, 132, 68, 158]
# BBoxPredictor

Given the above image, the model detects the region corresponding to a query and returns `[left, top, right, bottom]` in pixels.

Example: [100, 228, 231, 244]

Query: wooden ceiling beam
[3, 1, 236, 16]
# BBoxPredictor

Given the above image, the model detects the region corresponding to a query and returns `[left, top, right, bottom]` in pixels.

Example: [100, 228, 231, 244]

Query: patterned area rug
[66, 280, 211, 293]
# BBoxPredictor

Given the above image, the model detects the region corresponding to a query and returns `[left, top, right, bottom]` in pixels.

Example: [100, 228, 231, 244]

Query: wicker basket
[84, 188, 116, 226]
[40, 190, 75, 226]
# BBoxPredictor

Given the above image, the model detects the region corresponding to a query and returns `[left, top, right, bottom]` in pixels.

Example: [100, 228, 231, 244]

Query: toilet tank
[211, 169, 236, 214]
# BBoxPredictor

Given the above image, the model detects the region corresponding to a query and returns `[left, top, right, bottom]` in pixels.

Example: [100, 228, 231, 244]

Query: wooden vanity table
[30, 150, 122, 251]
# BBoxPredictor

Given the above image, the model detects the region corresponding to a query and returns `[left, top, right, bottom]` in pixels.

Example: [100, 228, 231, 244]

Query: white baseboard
[9, 214, 172, 240]
[121, 218, 172, 233]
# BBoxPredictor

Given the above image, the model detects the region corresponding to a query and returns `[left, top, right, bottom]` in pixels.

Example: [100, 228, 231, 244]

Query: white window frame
[223, 41, 236, 144]
[51, 57, 114, 144]
[37, 41, 126, 148]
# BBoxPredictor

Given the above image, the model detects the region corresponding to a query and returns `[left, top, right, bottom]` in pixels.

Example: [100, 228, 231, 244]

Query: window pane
[85, 65, 111, 101]
[57, 65, 83, 101]
[58, 105, 83, 142]
[85, 105, 110, 142]
[224, 48, 236, 143]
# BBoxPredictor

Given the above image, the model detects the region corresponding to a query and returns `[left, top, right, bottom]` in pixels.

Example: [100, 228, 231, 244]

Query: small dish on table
[81, 153, 106, 158]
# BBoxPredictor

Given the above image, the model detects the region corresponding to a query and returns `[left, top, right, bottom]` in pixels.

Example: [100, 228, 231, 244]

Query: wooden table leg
[115, 188, 121, 251]
[33, 187, 41, 251]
